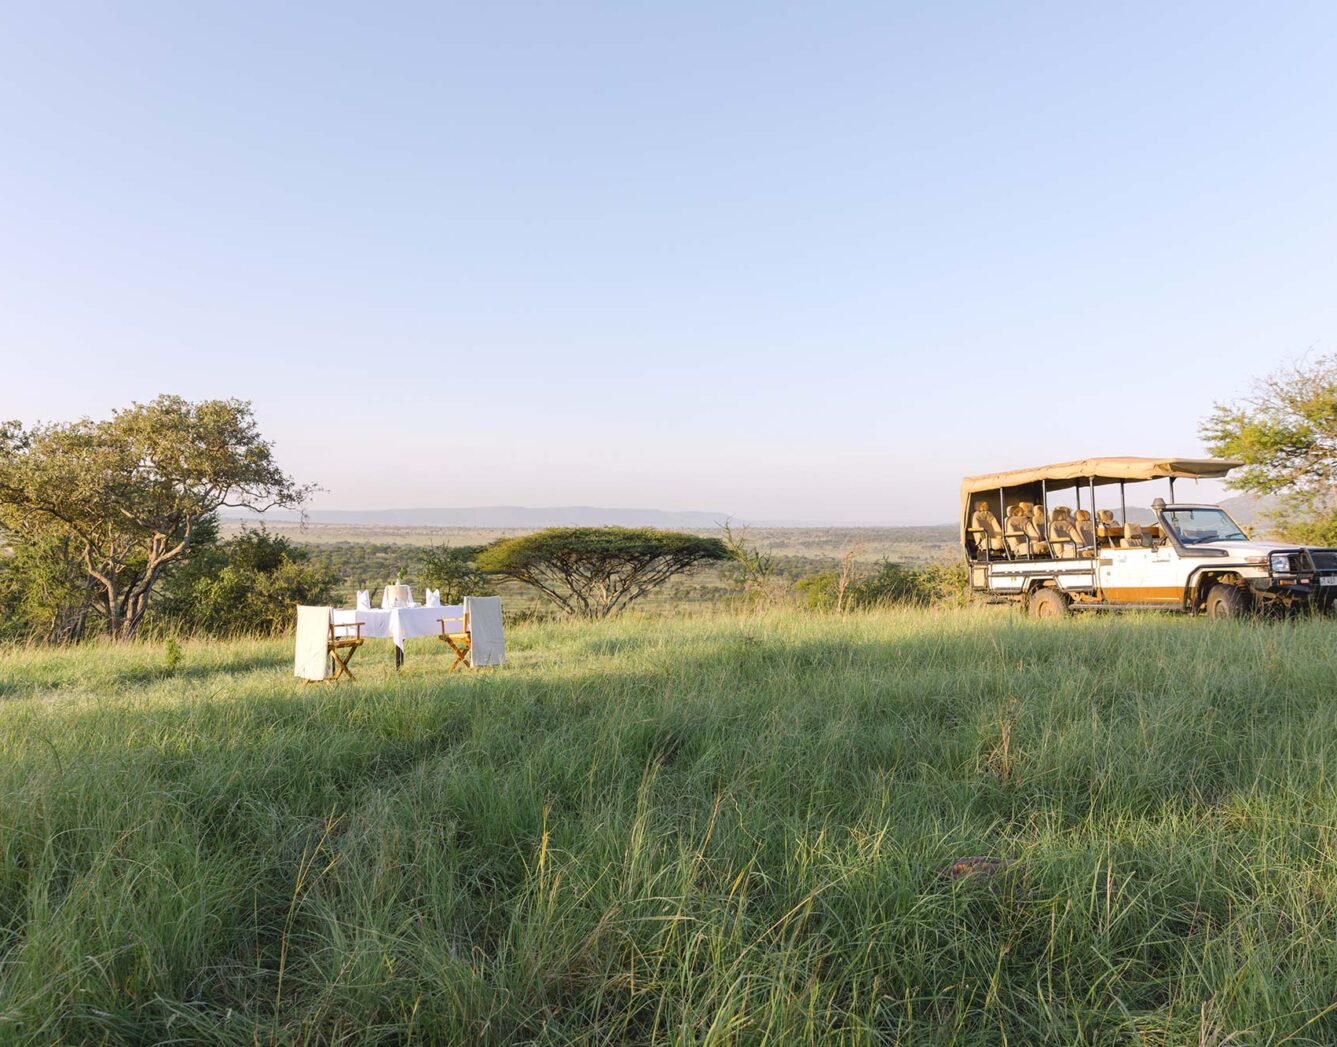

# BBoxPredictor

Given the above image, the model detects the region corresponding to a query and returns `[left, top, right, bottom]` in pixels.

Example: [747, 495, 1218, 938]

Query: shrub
[158, 528, 339, 637]
[795, 558, 972, 611]
[417, 544, 493, 604]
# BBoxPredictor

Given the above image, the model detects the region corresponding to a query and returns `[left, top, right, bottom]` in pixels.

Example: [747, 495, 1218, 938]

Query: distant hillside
[1218, 493, 1272, 526]
[224, 505, 732, 529]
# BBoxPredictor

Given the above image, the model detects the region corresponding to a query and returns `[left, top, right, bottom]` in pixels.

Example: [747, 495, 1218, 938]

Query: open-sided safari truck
[961, 456, 1337, 617]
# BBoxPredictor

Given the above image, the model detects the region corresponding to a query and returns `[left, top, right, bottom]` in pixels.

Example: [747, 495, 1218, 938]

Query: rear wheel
[1205, 582, 1251, 619]
[1029, 587, 1070, 619]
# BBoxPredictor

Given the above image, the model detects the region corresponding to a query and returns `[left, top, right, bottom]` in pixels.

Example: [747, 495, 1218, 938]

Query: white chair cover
[294, 606, 331, 681]
[464, 596, 505, 668]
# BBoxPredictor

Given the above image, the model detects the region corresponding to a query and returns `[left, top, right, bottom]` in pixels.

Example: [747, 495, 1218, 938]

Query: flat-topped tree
[0, 396, 309, 640]
[476, 527, 729, 618]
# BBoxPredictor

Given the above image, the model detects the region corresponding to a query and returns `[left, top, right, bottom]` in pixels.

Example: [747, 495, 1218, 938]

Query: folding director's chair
[296, 606, 366, 683]
[328, 618, 365, 681]
[437, 607, 471, 672]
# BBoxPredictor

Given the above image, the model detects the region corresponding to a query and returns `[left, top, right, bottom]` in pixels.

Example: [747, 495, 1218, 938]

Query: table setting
[331, 584, 465, 667]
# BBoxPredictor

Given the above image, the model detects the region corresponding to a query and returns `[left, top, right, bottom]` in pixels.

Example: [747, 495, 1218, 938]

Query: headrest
[1052, 506, 1071, 520]
[1018, 502, 1034, 512]
[1097, 509, 1115, 522]
[1007, 505, 1024, 518]
[1074, 509, 1091, 521]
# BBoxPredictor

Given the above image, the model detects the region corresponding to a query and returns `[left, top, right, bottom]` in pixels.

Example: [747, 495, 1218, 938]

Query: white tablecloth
[332, 605, 463, 652]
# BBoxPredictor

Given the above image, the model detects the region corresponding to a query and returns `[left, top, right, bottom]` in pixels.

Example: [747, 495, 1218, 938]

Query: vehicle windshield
[1162, 507, 1248, 545]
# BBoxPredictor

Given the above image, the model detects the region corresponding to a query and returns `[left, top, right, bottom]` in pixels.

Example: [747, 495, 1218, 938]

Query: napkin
[425, 588, 441, 607]
[355, 590, 371, 610]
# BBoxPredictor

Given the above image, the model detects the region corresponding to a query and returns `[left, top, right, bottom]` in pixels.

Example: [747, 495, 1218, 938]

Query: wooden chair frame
[328, 620, 365, 682]
[437, 612, 471, 672]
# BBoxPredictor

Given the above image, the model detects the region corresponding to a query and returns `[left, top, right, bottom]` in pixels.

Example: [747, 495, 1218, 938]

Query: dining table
[331, 603, 464, 669]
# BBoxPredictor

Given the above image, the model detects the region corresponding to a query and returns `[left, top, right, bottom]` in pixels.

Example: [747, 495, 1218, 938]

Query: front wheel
[1205, 583, 1251, 619]
[1029, 587, 1070, 619]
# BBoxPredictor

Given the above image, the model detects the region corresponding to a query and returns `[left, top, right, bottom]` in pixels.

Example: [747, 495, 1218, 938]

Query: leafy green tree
[159, 527, 338, 637]
[417, 544, 493, 605]
[1202, 355, 1337, 543]
[476, 527, 729, 618]
[0, 530, 97, 643]
[0, 396, 309, 639]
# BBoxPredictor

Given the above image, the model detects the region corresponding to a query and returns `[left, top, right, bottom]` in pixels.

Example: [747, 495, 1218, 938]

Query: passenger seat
[1047, 506, 1078, 558]
[1096, 510, 1120, 547]
[1004, 505, 1031, 557]
[1022, 503, 1051, 557]
[1072, 509, 1096, 552]
[969, 501, 1006, 557]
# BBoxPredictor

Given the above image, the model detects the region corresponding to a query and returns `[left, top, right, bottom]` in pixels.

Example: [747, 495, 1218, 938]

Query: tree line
[2, 361, 1332, 642]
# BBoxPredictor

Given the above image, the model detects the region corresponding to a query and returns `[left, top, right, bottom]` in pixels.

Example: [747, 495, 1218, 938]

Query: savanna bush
[797, 558, 971, 610]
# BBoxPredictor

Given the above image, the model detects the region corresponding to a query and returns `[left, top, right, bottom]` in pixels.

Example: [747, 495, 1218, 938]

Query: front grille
[1308, 549, 1337, 571]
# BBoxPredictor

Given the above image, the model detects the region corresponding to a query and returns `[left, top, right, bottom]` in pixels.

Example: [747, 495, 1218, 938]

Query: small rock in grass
[944, 855, 1015, 881]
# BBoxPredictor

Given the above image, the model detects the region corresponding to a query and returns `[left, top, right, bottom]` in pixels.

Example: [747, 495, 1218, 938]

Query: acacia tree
[476, 527, 729, 618]
[0, 396, 309, 640]
[1200, 354, 1337, 544]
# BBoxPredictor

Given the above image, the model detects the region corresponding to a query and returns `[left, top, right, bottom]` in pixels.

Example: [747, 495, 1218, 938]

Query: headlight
[1270, 553, 1293, 573]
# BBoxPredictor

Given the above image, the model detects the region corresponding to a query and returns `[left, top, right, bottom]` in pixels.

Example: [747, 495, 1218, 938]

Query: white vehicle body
[960, 457, 1337, 615]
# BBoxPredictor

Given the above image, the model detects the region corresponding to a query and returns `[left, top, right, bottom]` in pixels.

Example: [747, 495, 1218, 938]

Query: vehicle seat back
[970, 501, 1005, 554]
[1073, 509, 1096, 550]
[1004, 505, 1030, 556]
[1096, 509, 1120, 546]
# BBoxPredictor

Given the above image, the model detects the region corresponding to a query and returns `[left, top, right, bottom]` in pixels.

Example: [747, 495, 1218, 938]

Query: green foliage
[417, 544, 493, 604]
[3, 610, 1337, 1041]
[1201, 354, 1337, 542]
[476, 526, 730, 617]
[719, 520, 783, 604]
[0, 396, 308, 639]
[797, 558, 972, 610]
[159, 527, 339, 637]
[163, 638, 183, 675]
[794, 569, 840, 609]
[0, 530, 97, 643]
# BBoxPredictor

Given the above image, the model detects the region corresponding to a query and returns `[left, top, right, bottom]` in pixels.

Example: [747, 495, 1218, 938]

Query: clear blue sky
[3, 2, 1334, 523]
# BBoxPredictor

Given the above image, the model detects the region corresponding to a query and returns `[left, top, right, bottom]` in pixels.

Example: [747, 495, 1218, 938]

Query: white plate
[1320, 576, 1337, 586]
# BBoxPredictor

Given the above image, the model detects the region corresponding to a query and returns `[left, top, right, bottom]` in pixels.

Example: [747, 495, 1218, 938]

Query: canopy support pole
[1120, 481, 1127, 525]
[1089, 475, 1097, 560]
[998, 486, 1005, 561]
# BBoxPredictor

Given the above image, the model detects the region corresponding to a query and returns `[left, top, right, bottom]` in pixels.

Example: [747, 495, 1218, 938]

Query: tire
[1029, 587, 1070, 619]
[1205, 582, 1251, 619]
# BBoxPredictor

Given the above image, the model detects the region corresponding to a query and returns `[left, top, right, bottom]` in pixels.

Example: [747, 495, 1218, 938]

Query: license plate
[1322, 576, 1337, 587]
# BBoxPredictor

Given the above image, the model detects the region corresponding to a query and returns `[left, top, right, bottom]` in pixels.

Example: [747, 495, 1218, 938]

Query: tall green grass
[1, 608, 1336, 1044]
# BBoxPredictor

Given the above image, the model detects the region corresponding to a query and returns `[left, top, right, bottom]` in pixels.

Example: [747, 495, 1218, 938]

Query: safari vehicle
[961, 457, 1337, 618]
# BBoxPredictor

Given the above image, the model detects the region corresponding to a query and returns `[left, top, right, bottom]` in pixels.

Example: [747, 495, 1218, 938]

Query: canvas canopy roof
[960, 457, 1242, 540]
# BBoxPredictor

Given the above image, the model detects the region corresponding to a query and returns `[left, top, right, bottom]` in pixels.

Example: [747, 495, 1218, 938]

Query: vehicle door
[1097, 541, 1183, 604]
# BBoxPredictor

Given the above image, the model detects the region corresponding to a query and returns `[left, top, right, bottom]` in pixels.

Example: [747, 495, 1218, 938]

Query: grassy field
[2, 608, 1337, 1043]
